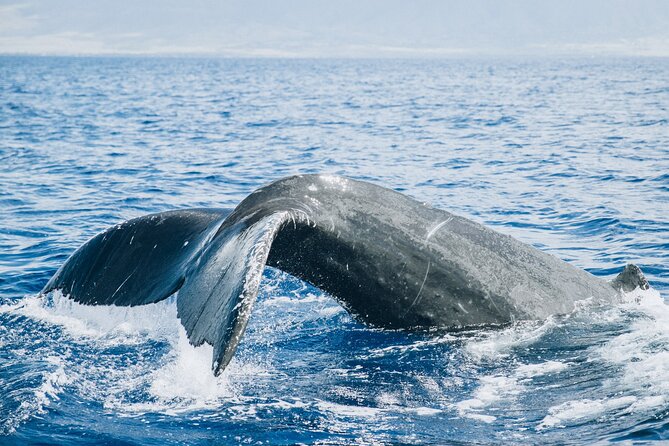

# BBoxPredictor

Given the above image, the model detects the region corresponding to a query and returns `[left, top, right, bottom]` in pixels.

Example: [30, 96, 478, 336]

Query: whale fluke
[42, 175, 640, 375]
[43, 209, 230, 306]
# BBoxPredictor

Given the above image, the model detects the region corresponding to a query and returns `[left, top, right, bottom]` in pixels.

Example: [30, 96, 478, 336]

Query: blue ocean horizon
[1, 55, 668, 444]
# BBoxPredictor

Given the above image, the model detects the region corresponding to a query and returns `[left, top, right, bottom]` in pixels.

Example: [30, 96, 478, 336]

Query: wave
[453, 287, 669, 437]
[1, 279, 667, 443]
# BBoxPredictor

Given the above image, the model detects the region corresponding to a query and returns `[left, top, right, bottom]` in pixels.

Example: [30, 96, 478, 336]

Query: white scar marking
[407, 260, 431, 312]
[426, 217, 453, 242]
[110, 272, 134, 299]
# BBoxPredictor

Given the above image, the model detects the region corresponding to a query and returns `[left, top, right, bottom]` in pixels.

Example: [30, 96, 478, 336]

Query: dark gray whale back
[43, 174, 647, 374]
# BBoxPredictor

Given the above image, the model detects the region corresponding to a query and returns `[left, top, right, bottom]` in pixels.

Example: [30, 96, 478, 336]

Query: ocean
[0, 56, 668, 444]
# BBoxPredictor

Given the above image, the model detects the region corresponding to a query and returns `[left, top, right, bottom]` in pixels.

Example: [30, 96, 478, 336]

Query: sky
[1, 0, 668, 57]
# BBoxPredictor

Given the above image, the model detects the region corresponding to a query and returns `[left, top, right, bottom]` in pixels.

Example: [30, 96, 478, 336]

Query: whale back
[43, 174, 627, 375]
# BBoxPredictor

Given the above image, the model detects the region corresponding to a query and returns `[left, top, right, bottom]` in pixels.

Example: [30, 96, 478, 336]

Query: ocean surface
[0, 56, 668, 445]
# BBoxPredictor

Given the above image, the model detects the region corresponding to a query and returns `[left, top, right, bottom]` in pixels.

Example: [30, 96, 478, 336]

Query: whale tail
[42, 207, 292, 375]
[42, 209, 230, 306]
[611, 264, 650, 292]
[42, 175, 637, 376]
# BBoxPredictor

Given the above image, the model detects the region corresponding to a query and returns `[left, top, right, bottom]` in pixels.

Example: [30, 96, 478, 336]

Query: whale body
[42, 174, 648, 375]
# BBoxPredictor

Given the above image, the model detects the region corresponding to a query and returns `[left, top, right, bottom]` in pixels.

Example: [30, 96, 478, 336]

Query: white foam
[454, 375, 520, 422]
[317, 399, 441, 420]
[376, 392, 401, 406]
[538, 396, 637, 430]
[34, 358, 72, 404]
[455, 359, 570, 422]
[591, 287, 669, 414]
[3, 292, 267, 416]
[405, 406, 443, 416]
[144, 325, 235, 411]
[515, 360, 569, 378]
[316, 400, 383, 418]
[535, 287, 669, 430]
[366, 334, 456, 358]
[0, 354, 72, 435]
[3, 291, 180, 343]
[464, 317, 557, 363]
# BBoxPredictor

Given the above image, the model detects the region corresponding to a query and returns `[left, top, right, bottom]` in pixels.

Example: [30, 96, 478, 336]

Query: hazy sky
[1, 0, 668, 57]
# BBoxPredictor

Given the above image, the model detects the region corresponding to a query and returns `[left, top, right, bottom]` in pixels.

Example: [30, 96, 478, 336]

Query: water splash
[1, 56, 668, 444]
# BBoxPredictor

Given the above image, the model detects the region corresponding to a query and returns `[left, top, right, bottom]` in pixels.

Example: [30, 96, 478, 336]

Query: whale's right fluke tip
[611, 264, 650, 293]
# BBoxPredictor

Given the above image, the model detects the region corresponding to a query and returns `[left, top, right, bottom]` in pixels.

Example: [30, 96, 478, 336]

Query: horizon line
[2, 51, 668, 59]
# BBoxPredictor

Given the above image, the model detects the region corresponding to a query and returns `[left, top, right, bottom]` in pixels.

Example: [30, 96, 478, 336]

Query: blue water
[1, 56, 668, 445]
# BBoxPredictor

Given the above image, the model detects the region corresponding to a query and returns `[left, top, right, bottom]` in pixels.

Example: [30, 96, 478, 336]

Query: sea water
[0, 56, 668, 444]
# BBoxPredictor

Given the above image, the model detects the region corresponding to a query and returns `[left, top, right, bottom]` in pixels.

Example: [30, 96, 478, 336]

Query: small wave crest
[454, 286, 669, 434]
[0, 290, 265, 428]
[1, 281, 667, 441]
[2, 290, 181, 342]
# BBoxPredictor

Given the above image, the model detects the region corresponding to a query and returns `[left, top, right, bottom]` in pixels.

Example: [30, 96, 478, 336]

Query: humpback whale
[42, 174, 648, 375]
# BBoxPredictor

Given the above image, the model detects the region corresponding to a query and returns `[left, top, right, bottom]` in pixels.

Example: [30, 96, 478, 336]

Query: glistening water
[0, 56, 668, 445]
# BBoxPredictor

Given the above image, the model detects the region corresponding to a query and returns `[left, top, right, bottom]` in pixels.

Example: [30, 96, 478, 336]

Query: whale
[42, 174, 649, 375]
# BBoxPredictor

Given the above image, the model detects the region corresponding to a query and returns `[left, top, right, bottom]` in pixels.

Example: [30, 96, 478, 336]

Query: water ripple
[0, 56, 668, 445]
